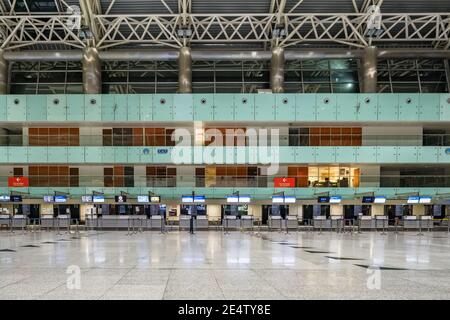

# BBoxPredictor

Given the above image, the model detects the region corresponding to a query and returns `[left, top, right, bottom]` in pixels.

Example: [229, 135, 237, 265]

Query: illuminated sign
[329, 196, 342, 204]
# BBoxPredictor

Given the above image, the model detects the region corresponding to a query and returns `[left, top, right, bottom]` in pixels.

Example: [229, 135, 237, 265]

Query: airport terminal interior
[1, 0, 450, 300]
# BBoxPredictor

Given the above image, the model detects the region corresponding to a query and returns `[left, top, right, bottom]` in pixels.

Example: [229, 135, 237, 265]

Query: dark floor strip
[0, 249, 16, 252]
[21, 245, 40, 248]
[290, 246, 314, 249]
[304, 250, 334, 254]
[326, 256, 364, 261]
[354, 264, 410, 271]
[41, 241, 57, 244]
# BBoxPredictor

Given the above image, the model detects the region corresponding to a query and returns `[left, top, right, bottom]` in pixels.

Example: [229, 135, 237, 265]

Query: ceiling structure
[0, 0, 449, 51]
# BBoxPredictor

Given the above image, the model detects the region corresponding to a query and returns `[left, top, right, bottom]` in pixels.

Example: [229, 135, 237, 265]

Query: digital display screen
[93, 195, 105, 203]
[362, 196, 374, 203]
[137, 195, 149, 203]
[150, 196, 161, 203]
[0, 195, 10, 202]
[182, 195, 205, 203]
[81, 195, 93, 203]
[318, 196, 330, 203]
[115, 195, 127, 203]
[330, 196, 342, 204]
[374, 196, 387, 204]
[419, 196, 432, 204]
[272, 196, 284, 203]
[284, 196, 296, 204]
[11, 195, 22, 202]
[227, 195, 251, 203]
[54, 195, 67, 203]
[43, 195, 54, 203]
[407, 196, 420, 204]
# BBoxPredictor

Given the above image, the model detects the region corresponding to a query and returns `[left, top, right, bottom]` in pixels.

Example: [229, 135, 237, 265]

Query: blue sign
[157, 148, 169, 154]
[143, 148, 150, 155]
[446, 148, 450, 155]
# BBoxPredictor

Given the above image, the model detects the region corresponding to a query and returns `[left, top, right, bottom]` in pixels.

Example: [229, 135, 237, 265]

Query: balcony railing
[1, 134, 450, 147]
[4, 175, 450, 188]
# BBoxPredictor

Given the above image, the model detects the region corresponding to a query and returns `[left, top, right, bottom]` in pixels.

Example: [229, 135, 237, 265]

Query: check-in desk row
[222, 216, 256, 230]
[0, 214, 28, 229]
[401, 216, 434, 230]
[312, 216, 390, 231]
[85, 215, 165, 230]
[267, 216, 299, 230]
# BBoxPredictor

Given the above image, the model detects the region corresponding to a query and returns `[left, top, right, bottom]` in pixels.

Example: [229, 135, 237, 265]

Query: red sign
[8, 177, 29, 187]
[274, 177, 296, 188]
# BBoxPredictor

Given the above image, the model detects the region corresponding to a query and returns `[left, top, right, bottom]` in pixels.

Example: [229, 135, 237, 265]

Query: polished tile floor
[1, 230, 450, 300]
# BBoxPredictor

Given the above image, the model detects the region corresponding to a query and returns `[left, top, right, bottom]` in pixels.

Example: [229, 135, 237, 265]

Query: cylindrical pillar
[178, 46, 192, 93]
[270, 47, 285, 93]
[82, 47, 102, 94]
[0, 49, 8, 95]
[362, 46, 378, 93]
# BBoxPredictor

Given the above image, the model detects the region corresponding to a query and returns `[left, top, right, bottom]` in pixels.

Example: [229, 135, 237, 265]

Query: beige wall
[371, 204, 385, 216]
[412, 204, 425, 216]
[40, 204, 53, 216]
[330, 205, 343, 216]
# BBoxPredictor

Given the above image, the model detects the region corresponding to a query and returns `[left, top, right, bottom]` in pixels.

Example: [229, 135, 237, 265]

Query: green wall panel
[398, 94, 419, 121]
[139, 94, 153, 121]
[127, 95, 140, 121]
[46, 95, 67, 121]
[0, 96, 6, 121]
[296, 147, 316, 163]
[194, 94, 214, 120]
[275, 94, 296, 121]
[84, 95, 102, 121]
[67, 95, 85, 121]
[28, 95, 47, 121]
[377, 146, 398, 163]
[377, 94, 398, 121]
[336, 94, 357, 121]
[357, 94, 378, 121]
[67, 147, 85, 163]
[153, 94, 173, 120]
[296, 94, 316, 121]
[28, 147, 48, 162]
[173, 94, 193, 121]
[419, 94, 440, 121]
[316, 94, 337, 121]
[440, 94, 450, 121]
[255, 94, 275, 121]
[48, 147, 68, 163]
[101, 94, 116, 121]
[214, 94, 234, 121]
[7, 95, 26, 121]
[235, 94, 255, 121]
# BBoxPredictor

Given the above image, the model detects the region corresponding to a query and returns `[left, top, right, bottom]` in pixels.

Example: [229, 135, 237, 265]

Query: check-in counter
[313, 216, 331, 230]
[179, 215, 192, 230]
[330, 215, 344, 230]
[403, 216, 419, 229]
[41, 214, 55, 229]
[286, 216, 299, 229]
[374, 215, 389, 229]
[12, 214, 27, 229]
[223, 215, 240, 229]
[359, 216, 375, 230]
[99, 215, 146, 229]
[85, 214, 98, 229]
[56, 214, 71, 228]
[268, 216, 284, 230]
[419, 216, 433, 229]
[0, 214, 11, 228]
[196, 216, 209, 230]
[148, 215, 164, 230]
[240, 215, 254, 229]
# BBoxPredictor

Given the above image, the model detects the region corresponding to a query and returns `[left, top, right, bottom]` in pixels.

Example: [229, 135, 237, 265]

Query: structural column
[361, 46, 378, 93]
[270, 47, 285, 93]
[0, 49, 8, 95]
[82, 47, 102, 94]
[178, 46, 192, 93]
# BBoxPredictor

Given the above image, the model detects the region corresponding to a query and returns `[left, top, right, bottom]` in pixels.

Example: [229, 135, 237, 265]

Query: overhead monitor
[362, 196, 375, 203]
[329, 196, 342, 204]
[419, 196, 432, 204]
[54, 195, 67, 203]
[284, 196, 296, 204]
[137, 195, 149, 203]
[374, 196, 387, 204]
[0, 195, 10, 202]
[407, 196, 420, 204]
[93, 195, 105, 203]
[11, 195, 23, 202]
[318, 196, 330, 203]
[227, 195, 251, 203]
[43, 195, 54, 203]
[115, 195, 127, 203]
[150, 196, 161, 203]
[81, 195, 93, 203]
